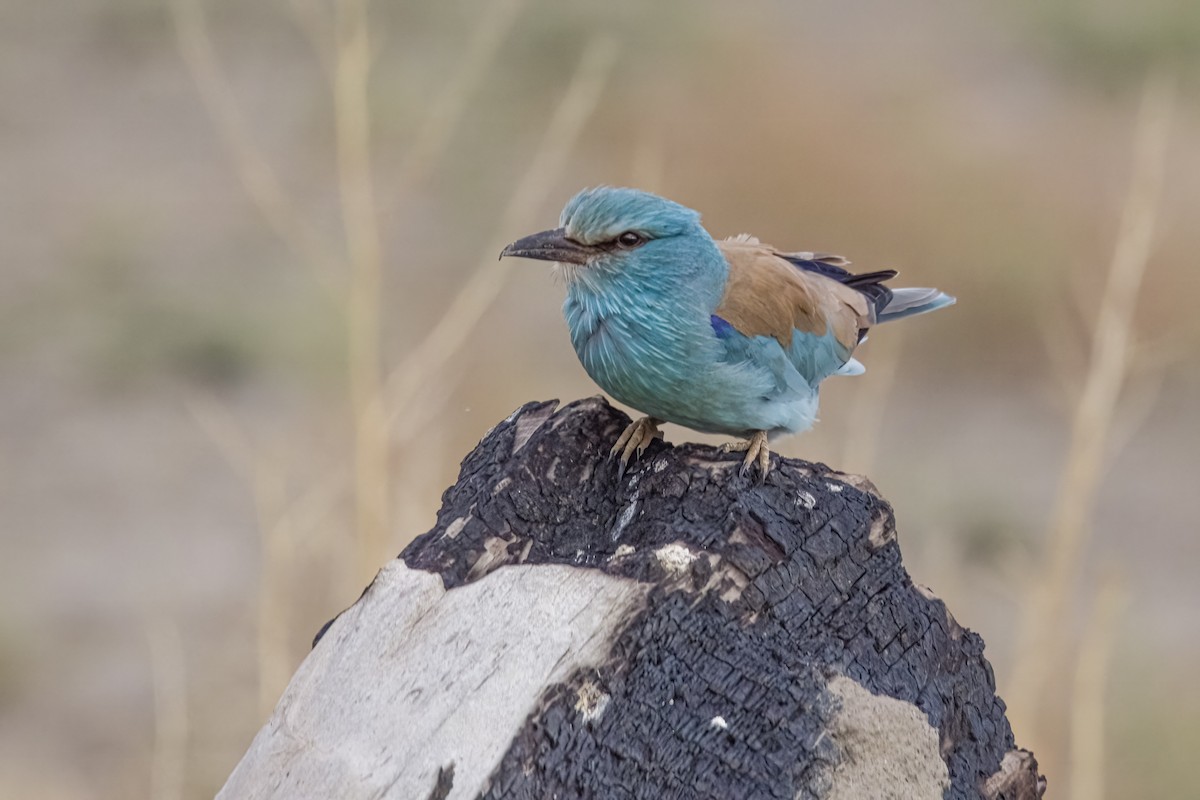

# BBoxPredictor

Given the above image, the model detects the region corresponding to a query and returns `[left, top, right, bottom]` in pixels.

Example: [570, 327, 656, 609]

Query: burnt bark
[221, 398, 1044, 800]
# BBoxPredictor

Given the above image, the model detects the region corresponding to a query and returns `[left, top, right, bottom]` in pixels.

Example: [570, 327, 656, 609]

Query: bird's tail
[877, 288, 955, 324]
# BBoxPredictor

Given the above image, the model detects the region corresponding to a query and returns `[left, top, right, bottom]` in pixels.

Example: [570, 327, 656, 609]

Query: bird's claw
[721, 431, 771, 482]
[611, 417, 662, 479]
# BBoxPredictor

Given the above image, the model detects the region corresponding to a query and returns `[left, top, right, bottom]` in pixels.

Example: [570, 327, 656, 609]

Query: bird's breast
[563, 291, 822, 436]
[564, 293, 701, 400]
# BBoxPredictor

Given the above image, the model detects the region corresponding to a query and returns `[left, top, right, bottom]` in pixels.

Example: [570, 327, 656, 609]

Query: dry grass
[390, 0, 530, 188]
[173, 0, 617, 582]
[171, 0, 344, 286]
[123, 6, 1185, 797]
[332, 0, 390, 583]
[384, 37, 620, 445]
[1005, 71, 1175, 791]
[170, 2, 619, 788]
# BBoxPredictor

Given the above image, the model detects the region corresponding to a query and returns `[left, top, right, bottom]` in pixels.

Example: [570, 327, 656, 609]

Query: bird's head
[500, 187, 706, 282]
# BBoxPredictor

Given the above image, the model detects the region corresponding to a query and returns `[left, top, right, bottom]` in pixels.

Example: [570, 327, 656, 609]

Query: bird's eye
[616, 231, 643, 248]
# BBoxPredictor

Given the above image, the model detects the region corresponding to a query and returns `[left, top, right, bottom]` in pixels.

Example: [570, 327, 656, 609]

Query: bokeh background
[2, 0, 1198, 797]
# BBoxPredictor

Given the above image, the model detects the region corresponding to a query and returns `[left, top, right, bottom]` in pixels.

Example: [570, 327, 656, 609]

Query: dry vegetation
[0, 1, 1198, 798]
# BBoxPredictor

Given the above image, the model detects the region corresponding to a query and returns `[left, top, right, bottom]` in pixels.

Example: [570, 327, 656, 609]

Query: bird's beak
[500, 227, 592, 265]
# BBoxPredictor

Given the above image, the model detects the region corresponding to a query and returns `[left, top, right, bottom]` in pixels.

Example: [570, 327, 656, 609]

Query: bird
[500, 187, 954, 479]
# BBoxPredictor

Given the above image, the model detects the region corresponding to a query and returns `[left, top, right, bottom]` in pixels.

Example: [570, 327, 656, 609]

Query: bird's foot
[610, 416, 663, 478]
[720, 430, 771, 480]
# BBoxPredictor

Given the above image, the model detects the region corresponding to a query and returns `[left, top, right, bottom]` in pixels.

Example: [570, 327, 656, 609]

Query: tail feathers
[835, 357, 866, 377]
[877, 288, 955, 324]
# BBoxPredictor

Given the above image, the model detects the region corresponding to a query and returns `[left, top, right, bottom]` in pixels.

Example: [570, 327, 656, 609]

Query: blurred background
[1, 0, 1197, 797]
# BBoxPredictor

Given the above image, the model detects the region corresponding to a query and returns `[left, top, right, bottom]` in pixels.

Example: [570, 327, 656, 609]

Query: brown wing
[715, 237, 871, 353]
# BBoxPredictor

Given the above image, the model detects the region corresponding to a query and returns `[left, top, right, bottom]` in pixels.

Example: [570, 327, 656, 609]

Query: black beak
[500, 227, 592, 265]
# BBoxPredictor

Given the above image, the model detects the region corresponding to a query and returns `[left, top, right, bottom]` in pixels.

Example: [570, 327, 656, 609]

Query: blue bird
[500, 187, 954, 478]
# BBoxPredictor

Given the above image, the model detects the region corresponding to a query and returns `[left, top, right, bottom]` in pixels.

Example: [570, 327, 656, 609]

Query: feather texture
[501, 187, 955, 446]
[715, 238, 870, 354]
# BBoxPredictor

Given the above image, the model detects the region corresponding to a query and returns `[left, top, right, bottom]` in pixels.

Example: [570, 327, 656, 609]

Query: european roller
[501, 187, 954, 478]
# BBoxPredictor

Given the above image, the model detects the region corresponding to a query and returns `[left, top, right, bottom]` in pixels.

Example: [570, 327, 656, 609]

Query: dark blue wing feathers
[778, 254, 855, 281]
[780, 255, 896, 318]
[710, 314, 735, 339]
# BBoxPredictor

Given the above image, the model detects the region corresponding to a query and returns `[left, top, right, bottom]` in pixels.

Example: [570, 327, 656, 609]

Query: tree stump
[219, 398, 1045, 800]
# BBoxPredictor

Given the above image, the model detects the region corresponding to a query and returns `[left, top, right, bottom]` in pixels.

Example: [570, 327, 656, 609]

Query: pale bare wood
[218, 562, 648, 800]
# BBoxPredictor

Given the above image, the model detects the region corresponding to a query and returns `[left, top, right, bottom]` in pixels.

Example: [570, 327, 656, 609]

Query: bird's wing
[714, 237, 873, 356]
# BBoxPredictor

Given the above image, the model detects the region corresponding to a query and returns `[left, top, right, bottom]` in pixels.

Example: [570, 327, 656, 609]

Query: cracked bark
[219, 398, 1045, 800]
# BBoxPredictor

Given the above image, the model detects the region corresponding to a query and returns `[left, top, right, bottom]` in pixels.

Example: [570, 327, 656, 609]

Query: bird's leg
[610, 416, 663, 477]
[721, 430, 771, 480]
